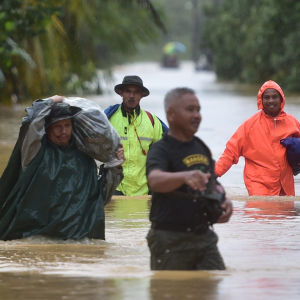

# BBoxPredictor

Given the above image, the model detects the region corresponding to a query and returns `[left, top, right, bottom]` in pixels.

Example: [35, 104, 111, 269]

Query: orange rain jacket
[215, 80, 300, 196]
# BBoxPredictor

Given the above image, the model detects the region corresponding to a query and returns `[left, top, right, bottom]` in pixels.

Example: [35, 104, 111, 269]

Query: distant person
[0, 96, 124, 240]
[105, 75, 168, 196]
[215, 80, 300, 196]
[146, 87, 233, 270]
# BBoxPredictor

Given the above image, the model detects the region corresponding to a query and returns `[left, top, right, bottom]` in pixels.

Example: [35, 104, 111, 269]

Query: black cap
[114, 75, 150, 97]
[45, 103, 82, 128]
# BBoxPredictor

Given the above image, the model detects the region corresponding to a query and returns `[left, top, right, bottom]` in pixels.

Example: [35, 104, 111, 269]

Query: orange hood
[257, 80, 285, 112]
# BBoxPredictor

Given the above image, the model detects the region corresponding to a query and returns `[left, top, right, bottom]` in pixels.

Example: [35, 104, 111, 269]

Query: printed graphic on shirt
[183, 154, 209, 167]
[194, 165, 207, 173]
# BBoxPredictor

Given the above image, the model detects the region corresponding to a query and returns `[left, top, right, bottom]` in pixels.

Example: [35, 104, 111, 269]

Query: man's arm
[148, 169, 211, 193]
[215, 125, 245, 177]
[101, 143, 125, 205]
[147, 138, 210, 193]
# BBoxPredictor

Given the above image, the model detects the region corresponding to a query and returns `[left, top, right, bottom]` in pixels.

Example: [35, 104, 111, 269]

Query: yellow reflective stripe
[138, 137, 153, 142]
[120, 136, 128, 140]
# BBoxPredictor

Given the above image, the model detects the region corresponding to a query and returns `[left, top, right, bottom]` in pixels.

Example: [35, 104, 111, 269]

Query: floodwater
[0, 62, 300, 299]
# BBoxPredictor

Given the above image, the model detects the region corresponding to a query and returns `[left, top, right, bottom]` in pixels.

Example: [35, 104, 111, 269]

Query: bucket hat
[45, 103, 82, 128]
[114, 75, 150, 97]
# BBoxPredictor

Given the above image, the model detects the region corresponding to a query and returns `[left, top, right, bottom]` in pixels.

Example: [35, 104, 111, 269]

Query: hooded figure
[0, 97, 124, 240]
[215, 80, 300, 196]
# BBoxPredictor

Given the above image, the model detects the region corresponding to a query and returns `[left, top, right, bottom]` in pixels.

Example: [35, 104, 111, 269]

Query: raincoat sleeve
[215, 124, 245, 177]
[100, 166, 124, 205]
[19, 98, 55, 170]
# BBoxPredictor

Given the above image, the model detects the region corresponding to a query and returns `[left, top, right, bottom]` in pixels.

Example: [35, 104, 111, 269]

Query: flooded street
[0, 62, 300, 299]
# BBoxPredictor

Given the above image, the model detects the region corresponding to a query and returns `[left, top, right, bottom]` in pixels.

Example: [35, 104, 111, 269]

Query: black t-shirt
[146, 133, 215, 226]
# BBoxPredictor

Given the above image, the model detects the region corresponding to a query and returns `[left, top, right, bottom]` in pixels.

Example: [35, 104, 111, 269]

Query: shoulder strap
[144, 111, 169, 133]
[145, 111, 154, 127]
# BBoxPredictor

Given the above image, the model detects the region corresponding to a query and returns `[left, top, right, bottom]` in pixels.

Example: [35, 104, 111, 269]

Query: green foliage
[0, 0, 62, 102]
[0, 0, 163, 103]
[0, 0, 61, 71]
[202, 0, 300, 92]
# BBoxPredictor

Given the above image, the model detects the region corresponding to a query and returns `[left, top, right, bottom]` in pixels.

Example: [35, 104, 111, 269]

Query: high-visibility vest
[108, 106, 164, 196]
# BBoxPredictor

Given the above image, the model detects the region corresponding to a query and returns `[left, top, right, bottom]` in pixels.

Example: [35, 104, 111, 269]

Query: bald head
[164, 87, 196, 112]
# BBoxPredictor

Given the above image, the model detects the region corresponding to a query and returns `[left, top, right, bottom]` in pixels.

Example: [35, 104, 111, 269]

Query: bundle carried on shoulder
[64, 97, 123, 168]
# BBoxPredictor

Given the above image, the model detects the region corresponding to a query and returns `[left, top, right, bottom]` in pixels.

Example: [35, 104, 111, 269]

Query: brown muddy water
[0, 62, 300, 299]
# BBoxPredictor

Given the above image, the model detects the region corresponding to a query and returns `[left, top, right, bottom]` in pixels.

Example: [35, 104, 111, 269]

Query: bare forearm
[148, 170, 188, 193]
[148, 169, 210, 193]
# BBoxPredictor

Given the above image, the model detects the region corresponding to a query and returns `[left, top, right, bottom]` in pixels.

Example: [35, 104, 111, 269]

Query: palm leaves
[0, 0, 165, 103]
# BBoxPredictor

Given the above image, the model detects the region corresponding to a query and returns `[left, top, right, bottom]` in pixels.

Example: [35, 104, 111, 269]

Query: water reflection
[2, 272, 299, 300]
[149, 274, 222, 300]
[0, 273, 151, 300]
[244, 200, 299, 220]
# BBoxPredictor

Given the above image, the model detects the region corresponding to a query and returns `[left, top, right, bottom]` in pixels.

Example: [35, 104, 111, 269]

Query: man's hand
[217, 198, 233, 223]
[116, 143, 125, 166]
[51, 95, 64, 103]
[148, 169, 210, 193]
[184, 170, 211, 192]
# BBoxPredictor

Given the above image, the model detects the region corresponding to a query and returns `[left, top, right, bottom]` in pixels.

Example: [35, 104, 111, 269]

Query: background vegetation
[2, 0, 300, 105]
[202, 0, 300, 92]
[0, 0, 165, 104]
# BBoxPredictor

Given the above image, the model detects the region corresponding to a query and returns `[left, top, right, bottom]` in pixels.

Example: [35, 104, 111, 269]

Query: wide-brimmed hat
[114, 75, 150, 97]
[45, 103, 82, 128]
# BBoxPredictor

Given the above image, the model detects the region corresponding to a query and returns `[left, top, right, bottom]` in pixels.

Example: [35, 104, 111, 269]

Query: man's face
[46, 119, 72, 147]
[169, 93, 202, 136]
[262, 88, 282, 117]
[119, 85, 144, 109]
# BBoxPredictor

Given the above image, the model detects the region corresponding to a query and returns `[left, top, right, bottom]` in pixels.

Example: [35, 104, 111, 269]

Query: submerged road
[0, 62, 299, 300]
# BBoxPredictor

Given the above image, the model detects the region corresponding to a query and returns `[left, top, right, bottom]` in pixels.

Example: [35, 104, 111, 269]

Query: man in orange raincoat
[215, 80, 300, 196]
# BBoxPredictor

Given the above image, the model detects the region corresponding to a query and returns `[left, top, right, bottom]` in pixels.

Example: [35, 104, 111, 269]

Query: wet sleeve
[19, 98, 55, 170]
[146, 142, 169, 176]
[215, 124, 245, 177]
[101, 166, 124, 206]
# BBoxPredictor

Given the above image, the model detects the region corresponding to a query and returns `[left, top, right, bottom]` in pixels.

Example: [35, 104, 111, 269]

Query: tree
[0, 0, 62, 103]
[0, 0, 165, 104]
[202, 0, 300, 92]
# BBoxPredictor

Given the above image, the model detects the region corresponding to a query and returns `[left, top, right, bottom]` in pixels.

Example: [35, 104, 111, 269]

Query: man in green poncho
[0, 95, 124, 241]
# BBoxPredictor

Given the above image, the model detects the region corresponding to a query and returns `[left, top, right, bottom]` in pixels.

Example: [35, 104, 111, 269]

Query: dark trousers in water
[146, 227, 225, 270]
[114, 190, 153, 196]
[114, 190, 124, 196]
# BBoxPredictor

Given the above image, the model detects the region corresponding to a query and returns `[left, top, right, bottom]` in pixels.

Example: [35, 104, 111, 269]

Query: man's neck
[168, 130, 194, 142]
[263, 109, 281, 118]
[121, 103, 140, 117]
